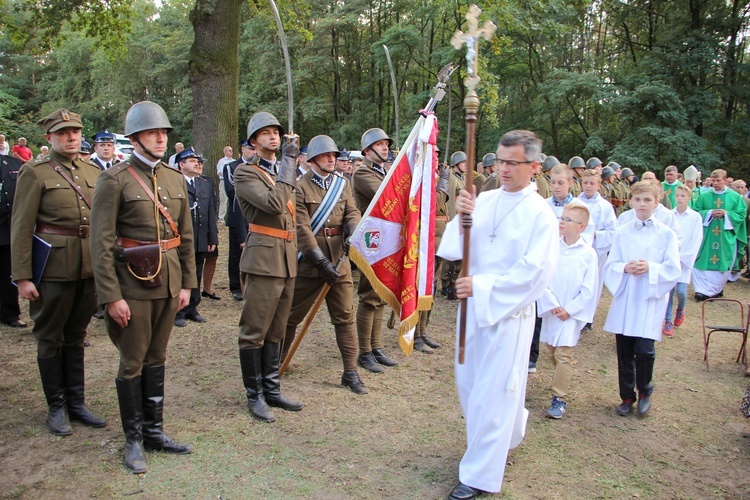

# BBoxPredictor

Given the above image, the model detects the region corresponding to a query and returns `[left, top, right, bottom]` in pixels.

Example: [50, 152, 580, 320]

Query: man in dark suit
[0, 154, 26, 328]
[224, 140, 254, 301]
[174, 148, 218, 327]
[90, 130, 117, 171]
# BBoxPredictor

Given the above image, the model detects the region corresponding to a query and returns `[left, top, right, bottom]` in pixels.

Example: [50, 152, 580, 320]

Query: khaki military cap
[38, 108, 83, 133]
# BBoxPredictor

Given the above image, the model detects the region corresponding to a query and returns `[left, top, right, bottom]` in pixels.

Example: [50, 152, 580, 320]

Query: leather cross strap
[249, 164, 296, 223]
[49, 161, 92, 209]
[125, 166, 180, 238]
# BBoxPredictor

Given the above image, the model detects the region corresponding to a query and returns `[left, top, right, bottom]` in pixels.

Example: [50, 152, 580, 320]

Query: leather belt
[36, 223, 89, 238]
[611, 199, 626, 207]
[317, 227, 343, 237]
[435, 216, 449, 222]
[249, 223, 295, 242]
[116, 236, 181, 252]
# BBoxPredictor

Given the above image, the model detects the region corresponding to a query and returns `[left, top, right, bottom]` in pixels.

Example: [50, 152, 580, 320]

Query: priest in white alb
[437, 130, 559, 500]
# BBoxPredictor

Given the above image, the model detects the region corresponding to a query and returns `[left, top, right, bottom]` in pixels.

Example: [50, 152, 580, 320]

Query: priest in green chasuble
[692, 169, 747, 300]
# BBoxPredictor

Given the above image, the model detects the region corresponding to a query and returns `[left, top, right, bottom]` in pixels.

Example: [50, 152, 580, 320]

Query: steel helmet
[540, 153, 547, 163]
[360, 128, 392, 152]
[124, 101, 173, 137]
[482, 153, 496, 168]
[306, 135, 339, 162]
[246, 112, 284, 142]
[621, 167, 635, 178]
[568, 156, 585, 170]
[601, 166, 616, 180]
[586, 157, 602, 170]
[542, 155, 560, 172]
[450, 151, 467, 166]
[607, 161, 621, 171]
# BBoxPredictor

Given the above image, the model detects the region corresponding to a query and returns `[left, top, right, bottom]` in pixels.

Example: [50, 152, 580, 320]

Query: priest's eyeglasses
[558, 216, 584, 224]
[494, 158, 534, 167]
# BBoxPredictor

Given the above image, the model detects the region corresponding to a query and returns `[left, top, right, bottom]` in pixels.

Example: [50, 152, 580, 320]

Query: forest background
[1, 0, 749, 182]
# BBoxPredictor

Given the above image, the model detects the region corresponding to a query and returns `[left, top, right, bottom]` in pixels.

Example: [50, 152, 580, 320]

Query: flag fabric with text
[349, 113, 439, 356]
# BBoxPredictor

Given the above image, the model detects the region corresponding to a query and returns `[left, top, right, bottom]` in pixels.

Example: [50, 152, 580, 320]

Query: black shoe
[38, 355, 73, 436]
[201, 290, 221, 300]
[714, 290, 724, 298]
[141, 365, 193, 454]
[185, 313, 207, 323]
[582, 323, 592, 332]
[174, 318, 187, 328]
[358, 352, 384, 373]
[239, 348, 276, 422]
[372, 348, 398, 367]
[616, 399, 634, 416]
[413, 337, 434, 354]
[341, 370, 369, 395]
[232, 291, 243, 301]
[83, 340, 90, 347]
[694, 292, 708, 302]
[422, 335, 441, 349]
[261, 342, 303, 411]
[448, 482, 481, 500]
[4, 320, 28, 328]
[62, 347, 106, 428]
[92, 306, 105, 320]
[440, 286, 452, 297]
[116, 377, 148, 473]
[637, 393, 651, 416]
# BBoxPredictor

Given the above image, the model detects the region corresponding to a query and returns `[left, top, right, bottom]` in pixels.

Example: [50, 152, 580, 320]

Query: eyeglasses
[558, 216, 583, 224]
[494, 158, 535, 167]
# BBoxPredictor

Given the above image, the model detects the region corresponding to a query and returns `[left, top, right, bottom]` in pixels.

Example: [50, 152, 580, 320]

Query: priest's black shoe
[637, 393, 652, 416]
[422, 334, 441, 349]
[448, 482, 481, 500]
[232, 291, 243, 301]
[616, 399, 634, 416]
[201, 290, 221, 300]
[372, 348, 398, 367]
[341, 370, 368, 394]
[174, 318, 187, 328]
[186, 313, 207, 323]
[358, 352, 384, 373]
[694, 292, 708, 302]
[4, 320, 28, 328]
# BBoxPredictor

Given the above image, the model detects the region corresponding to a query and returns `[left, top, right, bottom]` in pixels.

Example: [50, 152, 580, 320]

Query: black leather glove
[277, 134, 299, 188]
[307, 247, 339, 285]
[343, 224, 356, 255]
[436, 164, 450, 194]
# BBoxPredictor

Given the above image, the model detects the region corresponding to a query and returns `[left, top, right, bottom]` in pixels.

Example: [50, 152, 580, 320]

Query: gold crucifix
[710, 254, 720, 265]
[712, 226, 722, 237]
[450, 5, 497, 94]
[714, 197, 724, 208]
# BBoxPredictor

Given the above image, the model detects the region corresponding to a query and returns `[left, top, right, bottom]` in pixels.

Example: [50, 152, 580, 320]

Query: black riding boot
[62, 347, 106, 428]
[239, 348, 276, 422]
[115, 377, 148, 473]
[38, 355, 72, 436]
[261, 342, 303, 411]
[141, 365, 192, 454]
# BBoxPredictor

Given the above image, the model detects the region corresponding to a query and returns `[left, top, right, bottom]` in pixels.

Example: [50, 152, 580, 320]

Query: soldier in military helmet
[621, 167, 637, 185]
[91, 130, 117, 171]
[586, 156, 603, 173]
[473, 153, 494, 193]
[281, 135, 367, 393]
[234, 111, 303, 422]
[533, 153, 552, 199]
[12, 109, 106, 438]
[568, 156, 585, 196]
[91, 101, 196, 473]
[352, 128, 399, 373]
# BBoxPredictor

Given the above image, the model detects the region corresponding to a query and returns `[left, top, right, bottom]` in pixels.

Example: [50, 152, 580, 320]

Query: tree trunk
[188, 0, 242, 183]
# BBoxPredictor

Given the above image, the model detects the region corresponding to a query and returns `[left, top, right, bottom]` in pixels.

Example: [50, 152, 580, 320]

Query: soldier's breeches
[106, 296, 179, 379]
[238, 273, 294, 349]
[357, 271, 385, 308]
[370, 307, 384, 350]
[31, 279, 96, 358]
[334, 323, 358, 371]
[288, 275, 354, 328]
[357, 303, 385, 353]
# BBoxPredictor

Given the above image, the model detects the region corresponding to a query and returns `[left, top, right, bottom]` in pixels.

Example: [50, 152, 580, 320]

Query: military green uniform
[282, 171, 361, 377]
[234, 157, 297, 348]
[535, 173, 552, 199]
[473, 171, 487, 194]
[570, 177, 582, 197]
[352, 158, 388, 353]
[442, 170, 465, 296]
[90, 155, 197, 378]
[12, 149, 100, 358]
[480, 172, 499, 193]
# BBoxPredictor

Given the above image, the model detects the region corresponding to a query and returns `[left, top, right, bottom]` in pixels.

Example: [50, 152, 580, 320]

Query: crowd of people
[2, 106, 749, 498]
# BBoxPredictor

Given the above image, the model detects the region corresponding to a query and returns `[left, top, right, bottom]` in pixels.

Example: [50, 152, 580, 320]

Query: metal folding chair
[701, 298, 748, 371]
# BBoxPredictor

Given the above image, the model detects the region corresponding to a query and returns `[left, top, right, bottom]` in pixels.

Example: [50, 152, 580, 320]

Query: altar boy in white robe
[603, 181, 681, 418]
[538, 201, 598, 419]
[437, 130, 558, 499]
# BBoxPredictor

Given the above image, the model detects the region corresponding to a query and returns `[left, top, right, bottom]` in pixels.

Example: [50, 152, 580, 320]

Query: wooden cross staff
[451, 5, 496, 364]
